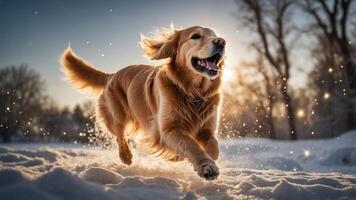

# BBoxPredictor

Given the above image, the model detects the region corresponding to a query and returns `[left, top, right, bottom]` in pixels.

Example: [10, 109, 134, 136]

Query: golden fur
[60, 26, 226, 180]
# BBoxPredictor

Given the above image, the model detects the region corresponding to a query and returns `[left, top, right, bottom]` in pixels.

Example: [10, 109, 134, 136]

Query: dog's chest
[174, 94, 219, 128]
[185, 97, 207, 114]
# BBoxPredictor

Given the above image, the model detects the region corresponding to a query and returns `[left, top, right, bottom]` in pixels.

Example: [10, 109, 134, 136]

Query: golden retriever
[60, 26, 226, 180]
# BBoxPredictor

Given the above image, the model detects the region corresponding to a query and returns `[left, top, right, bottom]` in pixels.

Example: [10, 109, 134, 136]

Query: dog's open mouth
[191, 52, 222, 77]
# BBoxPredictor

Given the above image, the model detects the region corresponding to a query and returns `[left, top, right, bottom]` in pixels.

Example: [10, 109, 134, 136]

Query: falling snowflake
[324, 92, 330, 99]
[304, 150, 311, 157]
[296, 109, 305, 118]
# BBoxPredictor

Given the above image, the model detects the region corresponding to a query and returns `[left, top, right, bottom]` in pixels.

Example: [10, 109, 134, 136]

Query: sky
[0, 0, 307, 107]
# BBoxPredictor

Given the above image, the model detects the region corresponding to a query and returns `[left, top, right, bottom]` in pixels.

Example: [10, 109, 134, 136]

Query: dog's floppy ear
[140, 29, 180, 60]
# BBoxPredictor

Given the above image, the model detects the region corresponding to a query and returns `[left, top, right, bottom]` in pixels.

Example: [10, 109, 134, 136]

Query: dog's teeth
[201, 60, 206, 66]
[206, 61, 213, 70]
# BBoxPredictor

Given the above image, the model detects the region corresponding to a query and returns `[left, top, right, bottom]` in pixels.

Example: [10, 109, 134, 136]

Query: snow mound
[1, 131, 356, 199]
[80, 167, 124, 184]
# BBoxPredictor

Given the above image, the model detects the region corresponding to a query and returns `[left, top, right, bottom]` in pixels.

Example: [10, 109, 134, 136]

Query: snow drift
[1, 130, 356, 200]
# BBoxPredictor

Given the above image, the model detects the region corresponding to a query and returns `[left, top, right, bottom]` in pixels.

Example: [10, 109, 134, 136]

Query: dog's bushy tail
[60, 48, 111, 95]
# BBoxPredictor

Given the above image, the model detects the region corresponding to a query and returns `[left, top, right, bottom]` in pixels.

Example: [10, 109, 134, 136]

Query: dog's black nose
[213, 37, 226, 49]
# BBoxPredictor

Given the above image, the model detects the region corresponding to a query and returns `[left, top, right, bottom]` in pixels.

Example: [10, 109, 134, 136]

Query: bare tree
[235, 0, 298, 139]
[239, 56, 279, 139]
[0, 65, 47, 142]
[299, 0, 356, 130]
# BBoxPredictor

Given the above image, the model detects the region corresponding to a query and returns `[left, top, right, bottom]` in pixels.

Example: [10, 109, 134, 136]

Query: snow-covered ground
[1, 131, 356, 200]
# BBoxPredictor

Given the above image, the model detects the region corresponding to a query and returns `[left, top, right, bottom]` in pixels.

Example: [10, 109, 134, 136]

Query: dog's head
[141, 26, 225, 79]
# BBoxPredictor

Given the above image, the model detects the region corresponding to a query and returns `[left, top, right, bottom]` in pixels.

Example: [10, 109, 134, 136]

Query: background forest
[1, 0, 355, 143]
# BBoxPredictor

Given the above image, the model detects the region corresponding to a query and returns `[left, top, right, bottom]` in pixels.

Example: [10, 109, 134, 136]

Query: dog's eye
[191, 34, 201, 40]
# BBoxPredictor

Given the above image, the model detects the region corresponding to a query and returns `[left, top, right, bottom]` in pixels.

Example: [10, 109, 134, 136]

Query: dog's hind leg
[98, 86, 133, 165]
[114, 123, 133, 165]
[109, 103, 133, 164]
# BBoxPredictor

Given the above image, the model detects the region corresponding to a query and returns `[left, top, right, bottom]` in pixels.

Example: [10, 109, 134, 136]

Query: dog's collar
[173, 82, 205, 104]
[163, 69, 206, 103]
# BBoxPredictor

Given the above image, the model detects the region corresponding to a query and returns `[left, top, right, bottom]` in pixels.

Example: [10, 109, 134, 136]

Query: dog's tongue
[206, 60, 219, 72]
[198, 59, 219, 72]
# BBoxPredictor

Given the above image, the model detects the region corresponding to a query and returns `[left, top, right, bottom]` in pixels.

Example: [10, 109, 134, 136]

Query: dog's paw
[118, 143, 133, 165]
[196, 159, 219, 180]
[119, 149, 132, 165]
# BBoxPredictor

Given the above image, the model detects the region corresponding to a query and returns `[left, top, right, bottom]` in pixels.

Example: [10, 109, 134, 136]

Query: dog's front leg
[196, 129, 219, 160]
[196, 113, 220, 160]
[161, 128, 219, 180]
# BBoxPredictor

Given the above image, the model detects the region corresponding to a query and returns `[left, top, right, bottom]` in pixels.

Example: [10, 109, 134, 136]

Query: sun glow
[223, 67, 235, 83]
